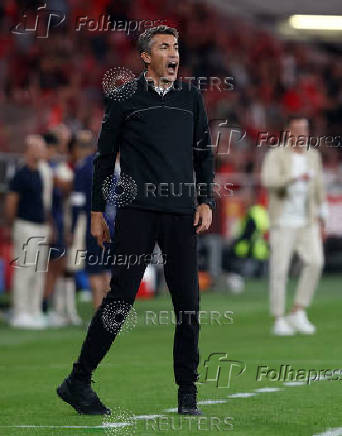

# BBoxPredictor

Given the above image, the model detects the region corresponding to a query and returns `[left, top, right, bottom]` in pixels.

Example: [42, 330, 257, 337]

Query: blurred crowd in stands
[0, 0, 341, 180]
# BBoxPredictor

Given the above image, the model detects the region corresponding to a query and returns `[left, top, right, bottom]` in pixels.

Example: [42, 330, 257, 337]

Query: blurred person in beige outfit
[261, 117, 328, 336]
[5, 135, 52, 329]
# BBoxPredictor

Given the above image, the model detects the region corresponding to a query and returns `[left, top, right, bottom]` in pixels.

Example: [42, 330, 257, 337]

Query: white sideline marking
[228, 392, 256, 398]
[198, 400, 228, 405]
[255, 388, 281, 393]
[163, 398, 228, 412]
[283, 381, 305, 386]
[0, 415, 165, 429]
[103, 423, 131, 428]
[0, 379, 318, 429]
[0, 424, 130, 429]
[313, 428, 342, 436]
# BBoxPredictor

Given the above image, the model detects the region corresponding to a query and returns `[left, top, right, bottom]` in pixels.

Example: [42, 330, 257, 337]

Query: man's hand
[299, 172, 310, 182]
[291, 173, 310, 183]
[194, 204, 212, 234]
[91, 211, 111, 248]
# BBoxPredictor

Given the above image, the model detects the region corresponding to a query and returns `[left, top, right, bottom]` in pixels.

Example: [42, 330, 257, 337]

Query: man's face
[142, 33, 179, 83]
[26, 135, 47, 160]
[46, 145, 58, 161]
[288, 119, 309, 150]
[288, 119, 309, 139]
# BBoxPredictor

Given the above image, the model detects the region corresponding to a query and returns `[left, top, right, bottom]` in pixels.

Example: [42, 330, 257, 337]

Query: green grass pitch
[0, 276, 341, 436]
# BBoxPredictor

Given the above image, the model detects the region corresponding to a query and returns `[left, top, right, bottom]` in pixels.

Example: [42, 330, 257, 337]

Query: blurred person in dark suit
[57, 25, 214, 416]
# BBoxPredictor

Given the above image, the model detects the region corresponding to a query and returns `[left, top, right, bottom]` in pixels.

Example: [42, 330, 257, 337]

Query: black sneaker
[178, 389, 202, 416]
[57, 375, 111, 416]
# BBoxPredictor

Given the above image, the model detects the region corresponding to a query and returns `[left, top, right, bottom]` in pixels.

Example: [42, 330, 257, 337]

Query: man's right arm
[4, 192, 18, 226]
[91, 99, 124, 212]
[261, 149, 293, 189]
[5, 171, 21, 226]
[91, 99, 124, 247]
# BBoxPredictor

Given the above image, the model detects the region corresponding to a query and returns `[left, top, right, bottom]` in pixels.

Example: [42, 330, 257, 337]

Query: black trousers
[72, 208, 200, 386]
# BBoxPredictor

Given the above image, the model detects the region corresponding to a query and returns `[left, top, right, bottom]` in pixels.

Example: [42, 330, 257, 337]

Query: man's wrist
[199, 199, 216, 211]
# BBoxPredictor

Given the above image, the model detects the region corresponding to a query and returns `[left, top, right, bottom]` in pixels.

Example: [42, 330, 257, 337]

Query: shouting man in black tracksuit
[57, 25, 215, 416]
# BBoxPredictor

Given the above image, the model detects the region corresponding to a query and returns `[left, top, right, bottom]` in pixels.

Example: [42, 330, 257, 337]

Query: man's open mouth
[167, 61, 178, 74]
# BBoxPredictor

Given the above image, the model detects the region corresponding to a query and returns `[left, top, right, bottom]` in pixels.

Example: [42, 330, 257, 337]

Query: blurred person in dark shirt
[70, 130, 115, 309]
[5, 134, 52, 329]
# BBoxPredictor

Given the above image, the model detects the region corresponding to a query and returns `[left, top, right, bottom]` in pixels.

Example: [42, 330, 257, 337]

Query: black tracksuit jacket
[91, 72, 215, 214]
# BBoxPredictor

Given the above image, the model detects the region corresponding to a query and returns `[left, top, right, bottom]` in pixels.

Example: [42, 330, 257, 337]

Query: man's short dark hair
[43, 132, 58, 147]
[137, 25, 179, 54]
[287, 115, 309, 126]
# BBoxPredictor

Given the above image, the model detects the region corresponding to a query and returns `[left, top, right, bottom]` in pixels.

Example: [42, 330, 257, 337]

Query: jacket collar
[137, 71, 180, 95]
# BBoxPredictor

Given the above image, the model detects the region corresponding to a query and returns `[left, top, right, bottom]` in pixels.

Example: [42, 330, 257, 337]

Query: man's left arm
[193, 89, 215, 233]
